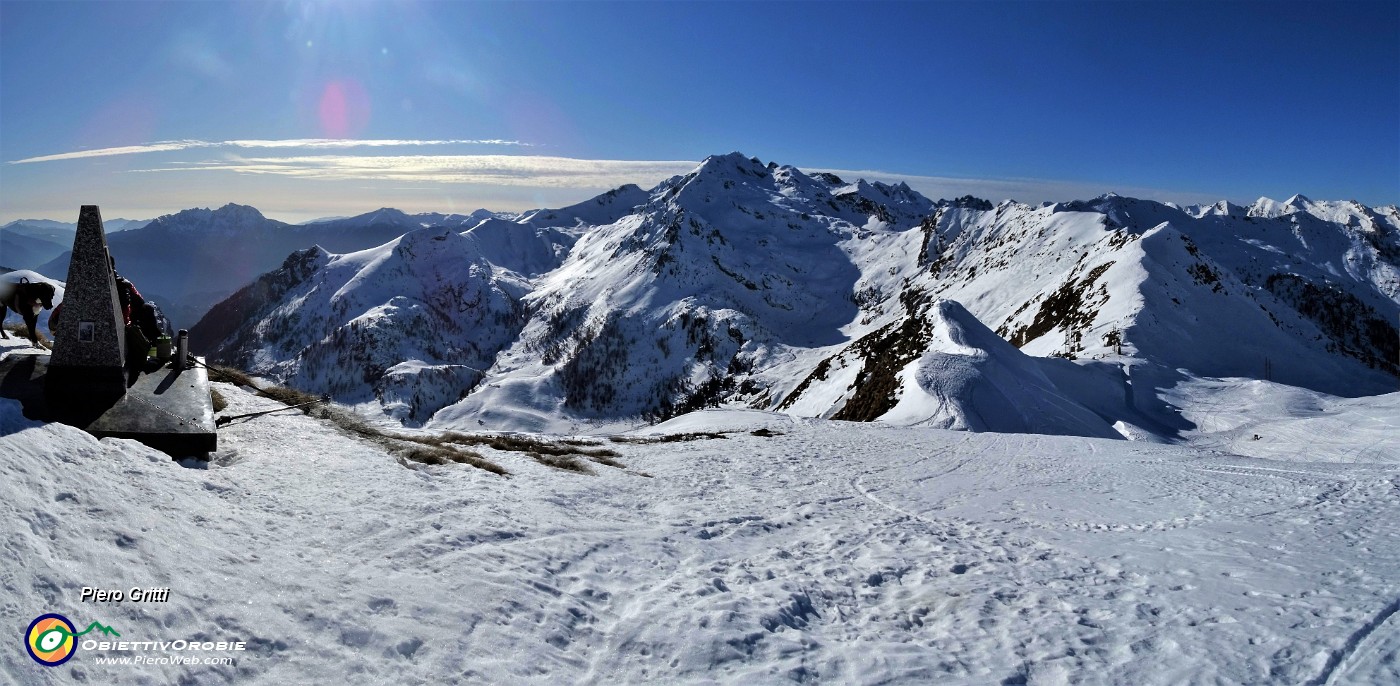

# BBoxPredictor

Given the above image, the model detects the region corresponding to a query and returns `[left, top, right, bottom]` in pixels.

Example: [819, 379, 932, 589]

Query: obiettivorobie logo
[26, 587, 247, 668]
[25, 613, 120, 667]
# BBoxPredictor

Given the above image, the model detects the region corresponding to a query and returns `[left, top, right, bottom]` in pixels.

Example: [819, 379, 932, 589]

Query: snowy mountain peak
[836, 178, 919, 204]
[146, 203, 280, 235]
[1285, 193, 1314, 209]
[461, 208, 499, 223]
[574, 183, 649, 213]
[215, 202, 268, 220]
[1194, 200, 1248, 218]
[839, 179, 879, 195]
[692, 152, 772, 179]
[362, 207, 413, 225]
[1249, 196, 1291, 218]
[392, 224, 473, 257]
[677, 151, 789, 190]
[936, 195, 994, 211]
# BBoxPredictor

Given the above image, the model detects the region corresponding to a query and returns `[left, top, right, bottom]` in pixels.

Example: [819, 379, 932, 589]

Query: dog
[0, 277, 57, 348]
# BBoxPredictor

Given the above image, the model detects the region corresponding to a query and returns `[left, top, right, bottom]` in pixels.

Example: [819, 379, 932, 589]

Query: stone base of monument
[0, 352, 218, 456]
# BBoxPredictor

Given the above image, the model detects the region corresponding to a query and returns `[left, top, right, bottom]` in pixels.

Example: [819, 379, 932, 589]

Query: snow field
[3, 367, 1398, 684]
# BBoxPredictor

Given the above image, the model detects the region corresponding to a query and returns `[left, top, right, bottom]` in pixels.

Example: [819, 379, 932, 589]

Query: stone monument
[0, 205, 217, 456]
[45, 205, 128, 402]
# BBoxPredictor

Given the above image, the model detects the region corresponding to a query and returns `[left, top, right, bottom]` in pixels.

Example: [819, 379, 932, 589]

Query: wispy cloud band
[123, 152, 1217, 205]
[131, 154, 698, 189]
[9, 138, 1222, 207]
[8, 138, 531, 164]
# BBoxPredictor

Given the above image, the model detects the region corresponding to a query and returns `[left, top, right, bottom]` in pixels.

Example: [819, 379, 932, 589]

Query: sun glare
[317, 79, 371, 139]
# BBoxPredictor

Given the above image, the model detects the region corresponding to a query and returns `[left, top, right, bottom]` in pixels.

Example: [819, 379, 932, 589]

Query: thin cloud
[156, 153, 1220, 205]
[129, 154, 698, 189]
[54, 143, 1222, 207]
[8, 139, 532, 165]
[223, 139, 531, 149]
[10, 140, 211, 164]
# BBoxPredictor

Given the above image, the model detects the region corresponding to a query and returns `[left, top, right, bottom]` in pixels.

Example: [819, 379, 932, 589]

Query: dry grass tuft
[3, 323, 51, 348]
[206, 364, 256, 387]
[529, 452, 594, 474]
[611, 431, 731, 444]
[256, 384, 321, 407]
[394, 443, 508, 474]
[208, 365, 509, 475]
[588, 454, 627, 468]
[207, 364, 645, 477]
[210, 388, 227, 413]
[426, 431, 625, 473]
[319, 407, 510, 475]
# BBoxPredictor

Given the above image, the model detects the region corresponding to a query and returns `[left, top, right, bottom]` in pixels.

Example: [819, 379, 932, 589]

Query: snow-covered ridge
[175, 153, 1399, 435]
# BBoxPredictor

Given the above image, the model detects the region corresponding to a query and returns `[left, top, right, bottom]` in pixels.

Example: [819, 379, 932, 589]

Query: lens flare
[318, 79, 371, 139]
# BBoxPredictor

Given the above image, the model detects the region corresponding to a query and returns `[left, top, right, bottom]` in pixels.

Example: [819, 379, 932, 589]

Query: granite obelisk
[46, 205, 128, 401]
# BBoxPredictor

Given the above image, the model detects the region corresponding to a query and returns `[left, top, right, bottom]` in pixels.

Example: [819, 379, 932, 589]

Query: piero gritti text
[81, 587, 171, 603]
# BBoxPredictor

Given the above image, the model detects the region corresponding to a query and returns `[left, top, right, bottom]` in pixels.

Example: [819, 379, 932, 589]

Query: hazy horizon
[3, 154, 1303, 227]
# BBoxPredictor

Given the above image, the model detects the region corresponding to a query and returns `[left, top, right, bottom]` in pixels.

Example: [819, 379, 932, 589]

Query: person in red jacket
[110, 256, 162, 342]
[50, 257, 165, 353]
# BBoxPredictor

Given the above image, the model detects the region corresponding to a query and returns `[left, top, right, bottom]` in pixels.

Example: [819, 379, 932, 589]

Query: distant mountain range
[30, 207, 493, 327]
[144, 152, 1395, 436]
[1, 217, 146, 271]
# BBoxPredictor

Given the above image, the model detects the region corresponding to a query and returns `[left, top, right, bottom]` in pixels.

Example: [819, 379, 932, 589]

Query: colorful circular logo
[26, 614, 77, 666]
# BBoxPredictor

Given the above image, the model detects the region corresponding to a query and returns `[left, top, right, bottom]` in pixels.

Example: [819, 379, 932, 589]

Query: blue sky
[1, 1, 1396, 223]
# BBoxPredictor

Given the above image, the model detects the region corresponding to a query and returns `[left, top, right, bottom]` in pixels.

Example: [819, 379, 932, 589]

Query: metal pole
[174, 329, 189, 370]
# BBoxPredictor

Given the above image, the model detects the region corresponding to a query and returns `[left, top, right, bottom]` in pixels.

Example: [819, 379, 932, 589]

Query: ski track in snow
[1320, 596, 1400, 686]
[2, 355, 1399, 683]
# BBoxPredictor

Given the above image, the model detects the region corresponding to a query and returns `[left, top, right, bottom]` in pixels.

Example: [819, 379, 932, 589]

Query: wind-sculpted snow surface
[889, 300, 1122, 437]
[2, 381, 1398, 684]
[193, 153, 1399, 432]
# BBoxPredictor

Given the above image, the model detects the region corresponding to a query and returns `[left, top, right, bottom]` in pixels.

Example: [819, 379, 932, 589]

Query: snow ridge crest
[179, 153, 1399, 433]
